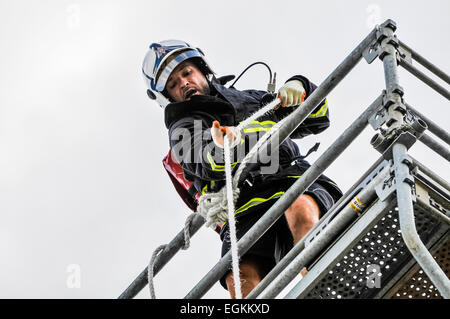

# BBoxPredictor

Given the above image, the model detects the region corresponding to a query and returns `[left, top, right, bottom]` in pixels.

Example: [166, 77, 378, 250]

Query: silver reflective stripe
[155, 50, 202, 91]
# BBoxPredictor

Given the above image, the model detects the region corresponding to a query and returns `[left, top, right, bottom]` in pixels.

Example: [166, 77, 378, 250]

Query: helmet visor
[154, 49, 202, 91]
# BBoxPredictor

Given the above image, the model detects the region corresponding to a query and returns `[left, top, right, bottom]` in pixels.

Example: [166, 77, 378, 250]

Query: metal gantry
[119, 19, 450, 299]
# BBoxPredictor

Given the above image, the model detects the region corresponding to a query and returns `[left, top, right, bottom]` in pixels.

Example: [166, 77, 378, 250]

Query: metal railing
[119, 19, 450, 299]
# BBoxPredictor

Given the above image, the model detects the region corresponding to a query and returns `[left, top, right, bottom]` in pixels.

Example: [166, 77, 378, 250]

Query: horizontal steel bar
[399, 40, 450, 85]
[184, 26, 380, 298]
[254, 165, 390, 299]
[118, 214, 206, 299]
[237, 26, 379, 185]
[398, 59, 450, 100]
[406, 103, 450, 146]
[413, 159, 450, 194]
[284, 197, 395, 299]
[184, 95, 383, 299]
[419, 133, 450, 162]
[245, 156, 387, 298]
[416, 196, 450, 226]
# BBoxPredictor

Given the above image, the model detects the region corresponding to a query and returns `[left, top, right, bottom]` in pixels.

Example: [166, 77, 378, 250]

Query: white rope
[148, 97, 285, 299]
[224, 136, 242, 299]
[196, 97, 284, 298]
[233, 107, 289, 187]
[197, 97, 283, 227]
[148, 213, 196, 299]
[148, 244, 166, 299]
[235, 97, 281, 132]
[182, 213, 197, 250]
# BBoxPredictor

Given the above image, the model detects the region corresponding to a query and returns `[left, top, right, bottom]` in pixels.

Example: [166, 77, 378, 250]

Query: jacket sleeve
[275, 75, 330, 139]
[168, 113, 245, 182]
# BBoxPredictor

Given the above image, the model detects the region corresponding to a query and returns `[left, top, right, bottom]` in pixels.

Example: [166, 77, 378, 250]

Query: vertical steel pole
[381, 23, 450, 298]
[381, 23, 404, 128]
[392, 143, 450, 298]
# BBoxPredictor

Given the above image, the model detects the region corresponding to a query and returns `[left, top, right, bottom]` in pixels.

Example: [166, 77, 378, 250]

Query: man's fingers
[276, 80, 306, 108]
[213, 121, 229, 135]
[293, 91, 301, 106]
[278, 91, 287, 107]
[211, 122, 240, 148]
[220, 126, 227, 135]
[287, 93, 294, 107]
[225, 127, 236, 139]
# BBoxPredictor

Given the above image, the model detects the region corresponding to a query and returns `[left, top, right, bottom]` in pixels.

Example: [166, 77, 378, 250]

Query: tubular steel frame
[119, 19, 450, 299]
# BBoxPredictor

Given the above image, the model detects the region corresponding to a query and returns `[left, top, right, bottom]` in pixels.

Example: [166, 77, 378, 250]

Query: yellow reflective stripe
[309, 99, 328, 118]
[202, 181, 216, 194]
[254, 120, 277, 126]
[235, 191, 285, 215]
[221, 191, 285, 228]
[244, 127, 270, 133]
[207, 151, 237, 172]
[242, 120, 276, 133]
[241, 120, 276, 126]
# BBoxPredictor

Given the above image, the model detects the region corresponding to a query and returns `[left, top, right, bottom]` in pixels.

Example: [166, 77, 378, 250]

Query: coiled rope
[197, 97, 284, 298]
[148, 213, 196, 299]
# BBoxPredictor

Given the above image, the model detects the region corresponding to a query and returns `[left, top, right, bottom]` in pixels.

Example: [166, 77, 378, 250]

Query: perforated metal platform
[388, 238, 449, 299]
[284, 160, 450, 299]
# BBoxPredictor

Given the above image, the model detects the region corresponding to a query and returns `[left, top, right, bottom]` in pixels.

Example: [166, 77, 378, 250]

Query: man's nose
[181, 80, 189, 88]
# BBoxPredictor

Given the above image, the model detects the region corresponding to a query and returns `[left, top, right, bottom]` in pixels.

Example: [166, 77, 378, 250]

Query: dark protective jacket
[163, 75, 342, 217]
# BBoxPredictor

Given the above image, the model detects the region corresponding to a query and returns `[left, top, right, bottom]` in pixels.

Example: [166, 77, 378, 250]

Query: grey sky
[0, 0, 449, 298]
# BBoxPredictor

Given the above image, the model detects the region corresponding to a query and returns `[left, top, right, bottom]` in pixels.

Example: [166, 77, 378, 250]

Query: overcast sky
[0, 0, 449, 299]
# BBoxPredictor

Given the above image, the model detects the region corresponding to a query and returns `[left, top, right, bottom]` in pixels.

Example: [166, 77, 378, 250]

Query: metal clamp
[363, 19, 398, 64]
[369, 90, 406, 131]
[397, 45, 413, 66]
[372, 131, 417, 160]
[393, 152, 415, 187]
[363, 36, 381, 64]
[375, 170, 396, 201]
[375, 154, 415, 202]
[369, 89, 428, 157]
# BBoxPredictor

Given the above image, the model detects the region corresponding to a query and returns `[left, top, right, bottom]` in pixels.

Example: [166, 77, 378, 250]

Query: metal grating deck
[285, 161, 450, 299]
[303, 206, 448, 299]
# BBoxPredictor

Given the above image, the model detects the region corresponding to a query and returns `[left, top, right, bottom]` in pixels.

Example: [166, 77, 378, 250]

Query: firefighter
[142, 39, 342, 298]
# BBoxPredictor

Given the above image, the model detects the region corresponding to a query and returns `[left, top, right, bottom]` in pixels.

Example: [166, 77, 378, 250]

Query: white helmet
[142, 39, 214, 108]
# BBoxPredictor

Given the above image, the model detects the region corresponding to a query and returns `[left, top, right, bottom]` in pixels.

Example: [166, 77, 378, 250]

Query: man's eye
[183, 70, 191, 76]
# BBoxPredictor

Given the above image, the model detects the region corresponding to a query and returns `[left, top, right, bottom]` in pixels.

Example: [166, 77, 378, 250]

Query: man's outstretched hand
[275, 80, 306, 110]
[211, 120, 241, 148]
